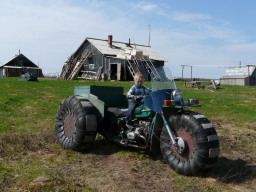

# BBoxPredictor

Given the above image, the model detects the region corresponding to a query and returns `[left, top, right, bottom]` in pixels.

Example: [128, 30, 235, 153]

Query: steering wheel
[133, 95, 144, 103]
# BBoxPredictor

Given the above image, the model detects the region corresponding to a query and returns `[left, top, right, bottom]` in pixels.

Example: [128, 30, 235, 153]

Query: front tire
[160, 111, 219, 175]
[55, 96, 97, 151]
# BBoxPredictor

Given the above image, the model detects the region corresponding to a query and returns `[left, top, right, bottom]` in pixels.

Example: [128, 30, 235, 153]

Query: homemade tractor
[55, 67, 220, 176]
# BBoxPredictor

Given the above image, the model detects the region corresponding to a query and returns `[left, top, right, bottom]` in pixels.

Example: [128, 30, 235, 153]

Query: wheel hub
[63, 114, 76, 137]
[174, 137, 187, 154]
[171, 130, 194, 160]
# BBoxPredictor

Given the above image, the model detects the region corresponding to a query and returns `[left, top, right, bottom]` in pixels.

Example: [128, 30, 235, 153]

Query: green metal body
[73, 85, 201, 154]
[74, 85, 128, 121]
[74, 86, 200, 120]
[74, 85, 157, 122]
[134, 105, 155, 118]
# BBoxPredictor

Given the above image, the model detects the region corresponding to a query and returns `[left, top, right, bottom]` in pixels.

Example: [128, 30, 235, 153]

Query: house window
[89, 64, 95, 70]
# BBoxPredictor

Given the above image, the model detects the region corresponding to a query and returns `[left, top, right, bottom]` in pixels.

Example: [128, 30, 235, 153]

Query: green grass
[0, 77, 255, 192]
[1, 78, 255, 135]
[176, 81, 256, 125]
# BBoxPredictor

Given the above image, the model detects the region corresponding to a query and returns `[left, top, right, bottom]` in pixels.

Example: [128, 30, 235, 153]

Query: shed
[0, 53, 43, 77]
[59, 35, 166, 81]
[220, 66, 256, 86]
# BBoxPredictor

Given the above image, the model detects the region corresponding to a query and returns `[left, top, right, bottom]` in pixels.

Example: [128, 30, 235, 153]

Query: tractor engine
[127, 120, 151, 146]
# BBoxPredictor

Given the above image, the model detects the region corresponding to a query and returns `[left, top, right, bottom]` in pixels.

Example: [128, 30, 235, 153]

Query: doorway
[110, 63, 121, 80]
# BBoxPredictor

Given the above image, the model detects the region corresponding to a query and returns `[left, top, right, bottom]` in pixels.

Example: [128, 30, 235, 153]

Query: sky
[1, 0, 256, 79]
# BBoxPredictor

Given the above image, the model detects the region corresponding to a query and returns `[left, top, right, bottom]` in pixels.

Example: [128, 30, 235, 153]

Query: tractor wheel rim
[171, 130, 194, 160]
[63, 114, 76, 137]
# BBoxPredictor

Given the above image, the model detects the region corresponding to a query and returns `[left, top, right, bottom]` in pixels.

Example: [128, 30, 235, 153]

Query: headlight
[171, 89, 185, 105]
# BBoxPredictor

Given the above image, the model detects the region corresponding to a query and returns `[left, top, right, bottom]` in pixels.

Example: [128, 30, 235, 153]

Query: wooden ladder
[67, 52, 92, 80]
[142, 57, 161, 81]
[127, 60, 140, 78]
[59, 57, 74, 79]
[96, 66, 103, 81]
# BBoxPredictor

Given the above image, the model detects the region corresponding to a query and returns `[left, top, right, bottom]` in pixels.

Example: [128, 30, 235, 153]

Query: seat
[107, 107, 142, 117]
[107, 107, 128, 117]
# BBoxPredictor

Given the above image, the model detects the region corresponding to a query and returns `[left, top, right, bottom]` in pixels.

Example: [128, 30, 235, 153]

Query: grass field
[0, 77, 255, 191]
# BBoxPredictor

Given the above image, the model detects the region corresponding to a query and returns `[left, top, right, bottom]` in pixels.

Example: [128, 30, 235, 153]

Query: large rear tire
[55, 96, 97, 151]
[160, 111, 219, 175]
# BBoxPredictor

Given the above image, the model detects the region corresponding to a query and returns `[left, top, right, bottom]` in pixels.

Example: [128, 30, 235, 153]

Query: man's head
[134, 72, 143, 87]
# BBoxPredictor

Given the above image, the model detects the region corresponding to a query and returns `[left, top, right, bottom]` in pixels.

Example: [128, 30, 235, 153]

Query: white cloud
[0, 0, 142, 74]
[172, 11, 212, 23]
[0, 0, 255, 78]
[222, 43, 256, 52]
[135, 1, 157, 11]
[168, 10, 246, 45]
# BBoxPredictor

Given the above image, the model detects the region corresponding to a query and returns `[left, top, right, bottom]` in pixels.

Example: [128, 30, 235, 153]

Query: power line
[180, 65, 229, 67]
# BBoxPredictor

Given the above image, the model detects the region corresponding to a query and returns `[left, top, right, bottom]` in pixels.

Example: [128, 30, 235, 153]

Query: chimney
[129, 38, 130, 46]
[108, 35, 112, 46]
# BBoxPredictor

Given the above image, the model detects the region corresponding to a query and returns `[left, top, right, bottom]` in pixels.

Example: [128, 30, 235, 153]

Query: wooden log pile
[59, 52, 91, 80]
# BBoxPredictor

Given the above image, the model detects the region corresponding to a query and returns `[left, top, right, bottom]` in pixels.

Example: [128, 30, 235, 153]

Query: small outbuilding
[0, 53, 43, 77]
[220, 66, 256, 86]
[59, 35, 166, 81]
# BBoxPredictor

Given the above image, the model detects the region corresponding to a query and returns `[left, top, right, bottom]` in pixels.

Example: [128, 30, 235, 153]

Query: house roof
[221, 66, 256, 79]
[0, 54, 39, 68]
[77, 37, 166, 61]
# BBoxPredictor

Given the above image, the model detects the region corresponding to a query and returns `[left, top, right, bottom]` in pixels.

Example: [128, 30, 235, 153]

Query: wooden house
[59, 35, 166, 81]
[0, 53, 43, 77]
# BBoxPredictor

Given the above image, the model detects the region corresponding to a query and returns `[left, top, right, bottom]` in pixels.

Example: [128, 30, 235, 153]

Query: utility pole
[248, 65, 250, 86]
[148, 24, 151, 46]
[191, 66, 192, 80]
[38, 61, 40, 77]
[182, 65, 184, 80]
[181, 65, 193, 80]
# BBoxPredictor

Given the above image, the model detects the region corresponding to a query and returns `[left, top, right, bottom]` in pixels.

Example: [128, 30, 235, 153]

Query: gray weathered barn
[0, 53, 43, 77]
[59, 35, 166, 81]
[220, 66, 256, 86]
